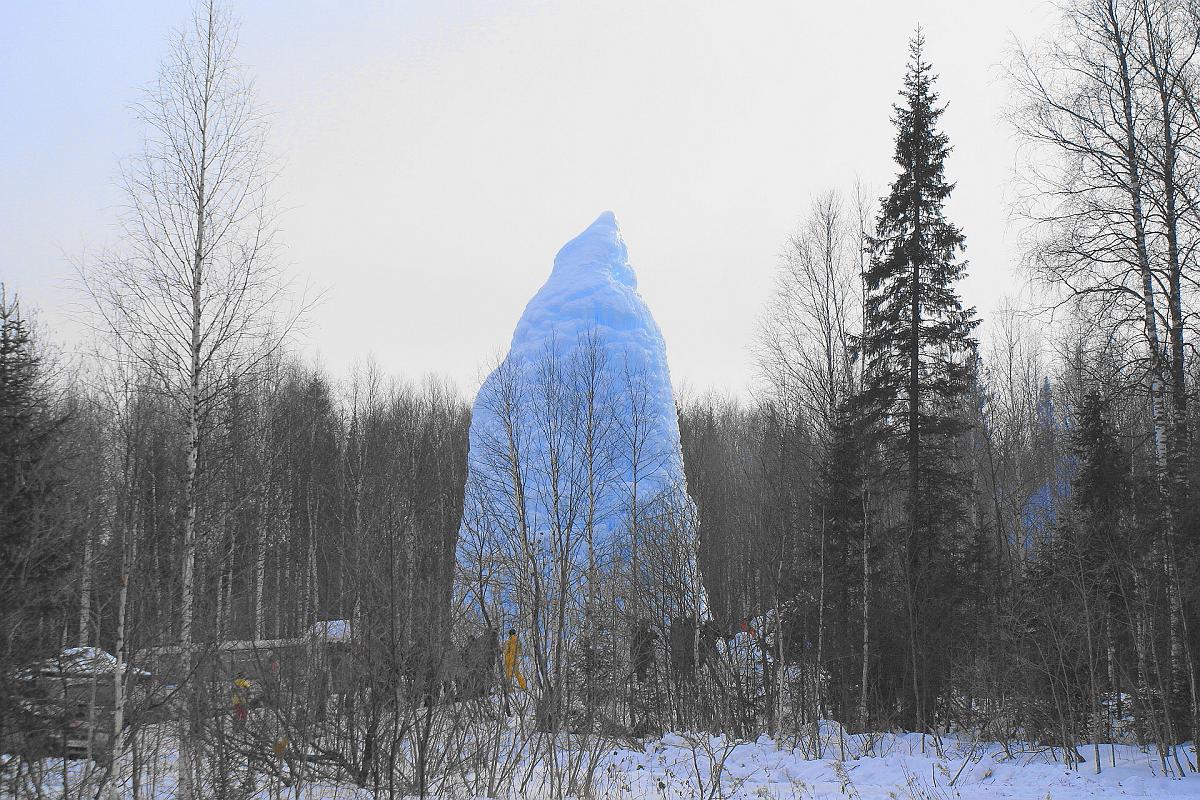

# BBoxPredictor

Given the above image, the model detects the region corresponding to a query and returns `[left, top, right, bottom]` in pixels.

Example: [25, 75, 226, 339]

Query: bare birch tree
[80, 3, 292, 795]
[756, 190, 862, 435]
[1011, 0, 1200, 743]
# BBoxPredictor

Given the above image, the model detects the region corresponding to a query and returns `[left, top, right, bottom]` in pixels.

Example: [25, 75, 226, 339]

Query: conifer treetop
[861, 29, 980, 400]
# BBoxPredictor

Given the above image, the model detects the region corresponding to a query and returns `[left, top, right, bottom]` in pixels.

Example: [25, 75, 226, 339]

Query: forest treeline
[3, 0, 1200, 795]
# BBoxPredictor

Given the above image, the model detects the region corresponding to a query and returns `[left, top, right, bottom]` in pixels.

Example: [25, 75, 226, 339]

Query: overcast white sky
[3, 1, 1057, 398]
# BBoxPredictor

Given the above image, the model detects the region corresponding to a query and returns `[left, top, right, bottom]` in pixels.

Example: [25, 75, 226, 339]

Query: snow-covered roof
[26, 647, 150, 678]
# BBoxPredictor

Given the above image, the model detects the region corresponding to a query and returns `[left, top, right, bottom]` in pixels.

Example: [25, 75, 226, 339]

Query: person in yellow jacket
[232, 674, 252, 721]
[503, 628, 526, 690]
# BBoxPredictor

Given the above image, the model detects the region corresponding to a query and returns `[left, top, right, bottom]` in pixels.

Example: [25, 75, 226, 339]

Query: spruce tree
[858, 32, 980, 730]
[1019, 392, 1134, 745]
[1071, 393, 1129, 556]
[0, 286, 71, 737]
[0, 287, 68, 594]
[814, 401, 872, 726]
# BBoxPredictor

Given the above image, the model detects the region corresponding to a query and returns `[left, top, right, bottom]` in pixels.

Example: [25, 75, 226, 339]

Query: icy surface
[457, 212, 699, 617]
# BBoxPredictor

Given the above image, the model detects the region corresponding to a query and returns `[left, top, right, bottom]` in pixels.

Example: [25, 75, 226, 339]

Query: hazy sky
[3, 1, 1057, 398]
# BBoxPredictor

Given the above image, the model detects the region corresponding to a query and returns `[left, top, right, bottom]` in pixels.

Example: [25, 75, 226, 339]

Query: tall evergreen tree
[858, 32, 980, 729]
[0, 287, 70, 613]
[1016, 392, 1137, 749]
[0, 285, 72, 741]
[812, 401, 873, 727]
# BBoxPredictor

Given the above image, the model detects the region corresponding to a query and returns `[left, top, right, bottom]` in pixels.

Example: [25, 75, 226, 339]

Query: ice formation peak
[506, 212, 654, 364]
[548, 210, 636, 289]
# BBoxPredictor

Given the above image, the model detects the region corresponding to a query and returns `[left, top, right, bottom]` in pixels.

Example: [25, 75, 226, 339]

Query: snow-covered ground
[8, 723, 1199, 799]
[599, 729, 1199, 799]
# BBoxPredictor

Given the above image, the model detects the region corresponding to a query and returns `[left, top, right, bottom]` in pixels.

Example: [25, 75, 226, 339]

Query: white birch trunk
[77, 525, 95, 648]
[109, 570, 131, 800]
[254, 520, 268, 641]
[860, 493, 870, 727]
